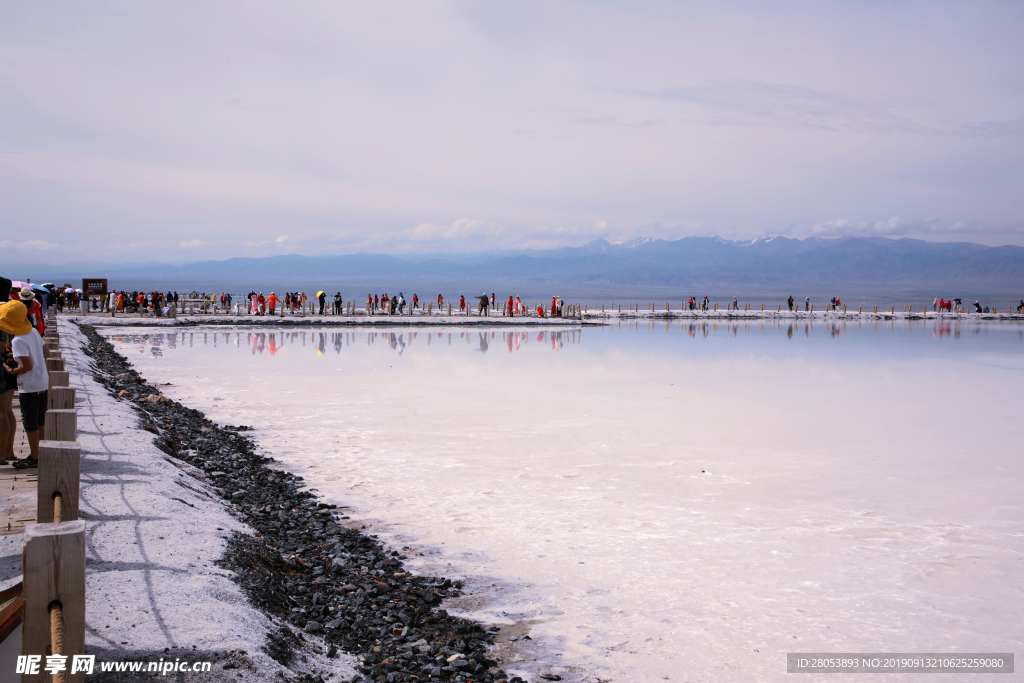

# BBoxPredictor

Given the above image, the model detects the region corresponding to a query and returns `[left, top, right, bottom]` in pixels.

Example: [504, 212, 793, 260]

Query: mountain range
[6, 236, 1023, 299]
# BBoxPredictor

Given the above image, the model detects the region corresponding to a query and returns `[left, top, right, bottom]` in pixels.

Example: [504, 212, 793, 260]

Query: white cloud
[178, 239, 208, 249]
[0, 239, 61, 251]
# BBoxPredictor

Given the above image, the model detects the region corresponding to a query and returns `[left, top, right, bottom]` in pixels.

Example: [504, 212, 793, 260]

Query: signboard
[82, 279, 107, 296]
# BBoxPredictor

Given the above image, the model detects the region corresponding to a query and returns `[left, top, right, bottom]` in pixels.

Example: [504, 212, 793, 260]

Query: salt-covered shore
[17, 320, 542, 683]
[0, 320, 357, 681]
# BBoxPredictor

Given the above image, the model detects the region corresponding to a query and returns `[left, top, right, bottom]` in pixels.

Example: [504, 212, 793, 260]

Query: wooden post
[45, 358, 65, 373]
[43, 410, 76, 442]
[37, 441, 81, 523]
[48, 350, 62, 360]
[48, 371, 70, 389]
[47, 387, 76, 411]
[22, 521, 87, 683]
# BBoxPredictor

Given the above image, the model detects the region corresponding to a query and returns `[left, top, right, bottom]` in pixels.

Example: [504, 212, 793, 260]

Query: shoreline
[73, 321, 541, 683]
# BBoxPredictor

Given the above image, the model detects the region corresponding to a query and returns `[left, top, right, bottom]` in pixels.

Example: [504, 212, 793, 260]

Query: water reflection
[104, 328, 595, 356]
[103, 319, 1021, 359]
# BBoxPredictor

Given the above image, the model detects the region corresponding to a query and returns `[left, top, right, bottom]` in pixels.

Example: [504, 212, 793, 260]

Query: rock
[117, 390, 130, 397]
[210, 472, 227, 477]
[231, 490, 247, 499]
[304, 621, 323, 633]
[540, 675, 563, 681]
[447, 653, 465, 663]
[325, 617, 345, 630]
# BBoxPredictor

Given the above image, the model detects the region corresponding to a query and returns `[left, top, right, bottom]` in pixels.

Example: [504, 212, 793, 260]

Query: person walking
[476, 293, 489, 316]
[437, 294, 443, 309]
[460, 295, 466, 313]
[334, 292, 342, 314]
[805, 297, 810, 311]
[267, 292, 280, 315]
[318, 291, 327, 315]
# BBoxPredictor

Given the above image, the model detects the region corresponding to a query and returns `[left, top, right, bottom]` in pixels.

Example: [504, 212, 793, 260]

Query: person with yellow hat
[0, 279, 22, 464]
[0, 297, 50, 468]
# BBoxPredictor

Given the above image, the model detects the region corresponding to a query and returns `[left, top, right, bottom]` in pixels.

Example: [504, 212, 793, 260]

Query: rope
[53, 492, 62, 523]
[50, 602, 66, 683]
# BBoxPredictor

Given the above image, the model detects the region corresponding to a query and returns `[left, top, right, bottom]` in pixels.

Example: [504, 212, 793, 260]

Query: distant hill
[6, 236, 1023, 298]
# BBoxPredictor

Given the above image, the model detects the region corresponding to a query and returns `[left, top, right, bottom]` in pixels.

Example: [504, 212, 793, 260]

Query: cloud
[178, 239, 208, 249]
[805, 217, 1024, 239]
[0, 239, 61, 250]
[623, 81, 1024, 138]
[1, 2, 1023, 261]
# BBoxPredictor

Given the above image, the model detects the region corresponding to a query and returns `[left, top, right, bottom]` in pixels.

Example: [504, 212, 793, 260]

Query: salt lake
[103, 320, 1024, 682]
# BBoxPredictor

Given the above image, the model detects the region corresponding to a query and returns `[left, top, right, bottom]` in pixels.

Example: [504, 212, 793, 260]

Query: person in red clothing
[266, 292, 280, 315]
[536, 303, 545, 317]
[412, 293, 419, 309]
[17, 289, 45, 336]
[374, 294, 379, 310]
[437, 294, 443, 308]
[459, 295, 465, 312]
[257, 292, 266, 315]
[550, 297, 557, 316]
[507, 295, 514, 316]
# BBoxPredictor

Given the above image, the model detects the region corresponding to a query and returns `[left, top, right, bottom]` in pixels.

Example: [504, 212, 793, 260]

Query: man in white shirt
[11, 313, 50, 467]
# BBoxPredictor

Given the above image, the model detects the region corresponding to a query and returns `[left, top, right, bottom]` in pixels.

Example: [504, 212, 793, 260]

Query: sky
[2, 1, 1023, 263]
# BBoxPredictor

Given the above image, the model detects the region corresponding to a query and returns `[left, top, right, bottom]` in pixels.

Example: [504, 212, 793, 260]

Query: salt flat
[103, 321, 1024, 682]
